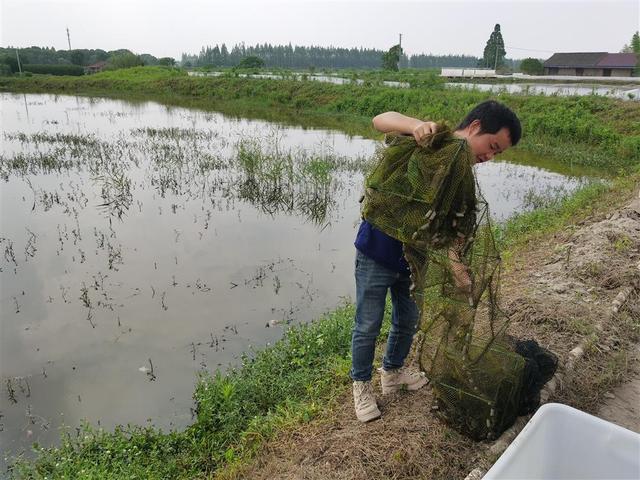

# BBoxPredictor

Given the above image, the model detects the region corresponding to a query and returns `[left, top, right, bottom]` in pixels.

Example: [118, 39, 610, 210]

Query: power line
[505, 45, 556, 54]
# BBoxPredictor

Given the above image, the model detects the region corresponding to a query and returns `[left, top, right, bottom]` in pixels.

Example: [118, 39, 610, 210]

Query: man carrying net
[351, 100, 522, 424]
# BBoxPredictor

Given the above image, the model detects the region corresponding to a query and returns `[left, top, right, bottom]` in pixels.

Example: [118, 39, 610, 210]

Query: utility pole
[15, 49, 22, 74]
[398, 33, 403, 70]
[66, 27, 72, 50]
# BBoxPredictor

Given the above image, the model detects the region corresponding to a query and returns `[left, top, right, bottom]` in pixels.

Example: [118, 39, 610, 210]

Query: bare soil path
[598, 344, 640, 433]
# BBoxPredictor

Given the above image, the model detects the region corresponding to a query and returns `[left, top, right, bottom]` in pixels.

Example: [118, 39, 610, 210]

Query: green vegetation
[107, 52, 145, 70]
[1, 126, 369, 224]
[158, 57, 176, 67]
[496, 171, 639, 256]
[620, 30, 640, 76]
[182, 43, 486, 69]
[0, 53, 20, 74]
[236, 56, 265, 69]
[22, 64, 85, 76]
[2, 67, 638, 170]
[519, 58, 544, 75]
[0, 46, 171, 70]
[621, 30, 640, 54]
[480, 24, 506, 69]
[382, 44, 402, 71]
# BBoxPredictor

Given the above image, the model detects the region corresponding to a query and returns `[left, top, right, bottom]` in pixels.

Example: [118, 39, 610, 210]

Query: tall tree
[481, 24, 506, 69]
[622, 31, 640, 53]
[69, 49, 86, 66]
[382, 44, 402, 71]
[632, 31, 640, 54]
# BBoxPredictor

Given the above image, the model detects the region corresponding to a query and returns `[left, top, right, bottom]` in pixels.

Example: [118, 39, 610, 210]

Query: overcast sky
[1, 0, 638, 60]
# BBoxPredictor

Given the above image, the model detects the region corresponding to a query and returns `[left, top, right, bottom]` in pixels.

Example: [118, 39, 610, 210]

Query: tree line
[2, 41, 530, 74]
[180, 43, 483, 69]
[0, 46, 175, 74]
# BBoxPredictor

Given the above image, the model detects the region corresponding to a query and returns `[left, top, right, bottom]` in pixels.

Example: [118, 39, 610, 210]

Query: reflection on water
[0, 93, 592, 467]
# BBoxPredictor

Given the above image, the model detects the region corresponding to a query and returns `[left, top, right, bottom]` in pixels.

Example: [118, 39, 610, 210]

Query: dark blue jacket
[354, 220, 410, 274]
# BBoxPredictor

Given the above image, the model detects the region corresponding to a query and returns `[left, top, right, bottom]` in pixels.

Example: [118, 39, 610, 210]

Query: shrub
[22, 64, 85, 76]
[520, 58, 544, 75]
[107, 53, 145, 70]
[237, 56, 265, 69]
[0, 54, 20, 73]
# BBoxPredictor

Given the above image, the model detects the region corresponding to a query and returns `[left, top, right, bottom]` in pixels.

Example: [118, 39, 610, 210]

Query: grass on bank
[497, 166, 639, 255]
[1, 66, 639, 171]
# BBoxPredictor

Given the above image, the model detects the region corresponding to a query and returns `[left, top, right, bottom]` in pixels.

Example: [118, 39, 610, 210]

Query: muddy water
[0, 93, 591, 467]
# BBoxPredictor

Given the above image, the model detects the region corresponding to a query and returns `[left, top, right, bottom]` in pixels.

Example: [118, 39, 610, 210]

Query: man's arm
[372, 111, 438, 143]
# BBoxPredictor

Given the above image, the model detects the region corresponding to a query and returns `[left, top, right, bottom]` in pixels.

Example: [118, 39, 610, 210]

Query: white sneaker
[380, 366, 428, 394]
[352, 380, 381, 422]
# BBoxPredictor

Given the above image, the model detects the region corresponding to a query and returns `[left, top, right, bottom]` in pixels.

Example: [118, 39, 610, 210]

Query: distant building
[440, 68, 497, 78]
[543, 52, 637, 77]
[85, 61, 107, 74]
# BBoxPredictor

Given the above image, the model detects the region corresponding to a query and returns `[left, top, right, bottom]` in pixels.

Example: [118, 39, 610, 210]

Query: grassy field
[3, 66, 639, 479]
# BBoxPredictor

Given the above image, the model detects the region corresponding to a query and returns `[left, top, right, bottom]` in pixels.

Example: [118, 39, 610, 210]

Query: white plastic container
[483, 403, 640, 480]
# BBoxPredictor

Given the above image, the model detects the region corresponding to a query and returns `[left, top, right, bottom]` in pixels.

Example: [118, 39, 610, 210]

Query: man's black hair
[457, 100, 522, 146]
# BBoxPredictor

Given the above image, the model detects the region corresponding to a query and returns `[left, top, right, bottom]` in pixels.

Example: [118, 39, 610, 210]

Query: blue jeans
[350, 250, 420, 381]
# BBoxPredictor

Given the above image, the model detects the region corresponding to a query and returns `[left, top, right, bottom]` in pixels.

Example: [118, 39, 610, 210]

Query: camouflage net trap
[362, 126, 557, 440]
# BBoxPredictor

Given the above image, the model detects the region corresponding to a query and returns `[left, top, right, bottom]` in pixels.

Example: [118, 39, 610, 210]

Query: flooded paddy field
[187, 71, 640, 101]
[0, 93, 593, 466]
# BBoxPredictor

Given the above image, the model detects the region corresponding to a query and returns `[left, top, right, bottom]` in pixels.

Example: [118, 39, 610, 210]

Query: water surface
[0, 92, 592, 467]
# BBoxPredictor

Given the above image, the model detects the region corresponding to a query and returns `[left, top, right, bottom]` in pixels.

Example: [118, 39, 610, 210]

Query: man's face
[465, 123, 512, 164]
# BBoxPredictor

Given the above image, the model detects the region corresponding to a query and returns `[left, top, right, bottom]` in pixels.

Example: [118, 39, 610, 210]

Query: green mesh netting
[361, 126, 554, 440]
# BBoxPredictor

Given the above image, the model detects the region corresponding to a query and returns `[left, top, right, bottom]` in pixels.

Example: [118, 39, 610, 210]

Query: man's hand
[372, 112, 438, 140]
[448, 247, 472, 294]
[412, 121, 438, 144]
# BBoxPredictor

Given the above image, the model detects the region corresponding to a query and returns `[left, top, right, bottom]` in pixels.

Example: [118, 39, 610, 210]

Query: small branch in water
[209, 333, 219, 351]
[147, 358, 156, 381]
[6, 379, 17, 404]
[19, 377, 31, 398]
[161, 292, 168, 310]
[60, 285, 69, 303]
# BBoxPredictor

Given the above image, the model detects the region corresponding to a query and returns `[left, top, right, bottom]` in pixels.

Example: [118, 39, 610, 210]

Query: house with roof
[85, 61, 107, 74]
[543, 52, 637, 77]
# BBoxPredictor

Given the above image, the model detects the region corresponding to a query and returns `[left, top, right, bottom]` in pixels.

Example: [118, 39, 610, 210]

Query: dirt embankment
[221, 190, 640, 480]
